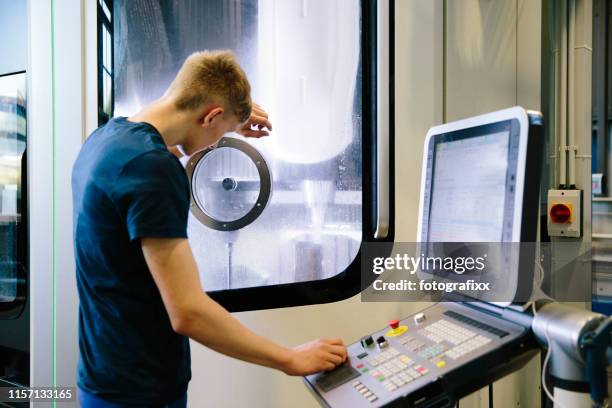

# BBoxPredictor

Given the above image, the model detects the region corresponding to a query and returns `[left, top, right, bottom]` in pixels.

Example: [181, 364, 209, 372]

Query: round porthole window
[186, 137, 272, 231]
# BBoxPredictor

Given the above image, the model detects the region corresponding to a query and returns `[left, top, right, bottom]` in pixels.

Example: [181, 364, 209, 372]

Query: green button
[378, 376, 386, 382]
[362, 368, 369, 373]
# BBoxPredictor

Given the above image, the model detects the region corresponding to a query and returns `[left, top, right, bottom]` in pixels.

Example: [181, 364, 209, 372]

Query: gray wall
[444, 1, 542, 406]
[0, 0, 27, 75]
[445, 0, 542, 121]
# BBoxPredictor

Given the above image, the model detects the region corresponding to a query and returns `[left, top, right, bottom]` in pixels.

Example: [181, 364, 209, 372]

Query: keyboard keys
[443, 310, 509, 338]
[444, 334, 492, 359]
[353, 381, 379, 403]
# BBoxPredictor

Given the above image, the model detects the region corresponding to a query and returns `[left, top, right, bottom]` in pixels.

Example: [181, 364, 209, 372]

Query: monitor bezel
[416, 107, 533, 307]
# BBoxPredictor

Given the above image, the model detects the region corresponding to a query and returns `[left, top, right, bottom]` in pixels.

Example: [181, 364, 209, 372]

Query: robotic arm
[582, 317, 612, 406]
[532, 301, 611, 408]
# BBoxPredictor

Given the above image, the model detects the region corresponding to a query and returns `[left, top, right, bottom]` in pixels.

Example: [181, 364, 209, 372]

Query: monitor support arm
[531, 301, 611, 408]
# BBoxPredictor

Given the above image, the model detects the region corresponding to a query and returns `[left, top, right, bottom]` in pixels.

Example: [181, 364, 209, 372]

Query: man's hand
[236, 102, 273, 138]
[142, 237, 347, 377]
[282, 338, 348, 376]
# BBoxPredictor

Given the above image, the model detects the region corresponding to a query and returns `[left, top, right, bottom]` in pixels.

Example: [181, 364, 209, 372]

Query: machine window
[97, 0, 113, 125]
[103, 0, 371, 305]
[0, 72, 27, 317]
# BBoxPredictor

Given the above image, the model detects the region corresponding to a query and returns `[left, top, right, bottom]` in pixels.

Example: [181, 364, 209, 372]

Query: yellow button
[386, 326, 408, 337]
[436, 360, 446, 368]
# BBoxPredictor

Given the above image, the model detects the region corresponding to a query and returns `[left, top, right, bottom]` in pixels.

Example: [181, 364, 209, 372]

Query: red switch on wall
[549, 203, 572, 223]
[547, 189, 582, 238]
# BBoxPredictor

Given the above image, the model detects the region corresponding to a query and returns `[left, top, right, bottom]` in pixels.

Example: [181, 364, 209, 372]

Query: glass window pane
[0, 73, 26, 302]
[107, 29, 113, 70]
[102, 25, 108, 67]
[192, 147, 261, 223]
[103, 71, 112, 116]
[113, 0, 362, 291]
[104, 27, 112, 70]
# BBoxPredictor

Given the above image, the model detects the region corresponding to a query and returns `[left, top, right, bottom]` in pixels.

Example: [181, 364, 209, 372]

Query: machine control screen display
[421, 118, 521, 245]
[429, 131, 510, 242]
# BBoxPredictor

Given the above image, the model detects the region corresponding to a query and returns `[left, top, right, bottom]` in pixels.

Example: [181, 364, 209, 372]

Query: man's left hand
[236, 102, 273, 138]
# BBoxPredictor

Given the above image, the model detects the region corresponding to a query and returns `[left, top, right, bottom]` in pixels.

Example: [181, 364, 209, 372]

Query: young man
[72, 50, 347, 407]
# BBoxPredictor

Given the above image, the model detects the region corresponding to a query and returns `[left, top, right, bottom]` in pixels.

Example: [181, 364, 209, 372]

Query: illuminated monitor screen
[420, 119, 521, 244]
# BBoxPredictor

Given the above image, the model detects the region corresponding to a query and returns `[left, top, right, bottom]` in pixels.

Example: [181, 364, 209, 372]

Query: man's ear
[201, 107, 224, 127]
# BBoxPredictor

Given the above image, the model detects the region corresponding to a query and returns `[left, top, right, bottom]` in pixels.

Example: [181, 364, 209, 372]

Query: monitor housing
[416, 107, 543, 307]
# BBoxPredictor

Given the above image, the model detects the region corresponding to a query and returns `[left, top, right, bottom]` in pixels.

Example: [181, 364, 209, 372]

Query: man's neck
[128, 98, 188, 147]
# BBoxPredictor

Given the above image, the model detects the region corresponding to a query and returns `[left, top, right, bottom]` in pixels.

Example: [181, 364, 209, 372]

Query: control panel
[304, 303, 528, 408]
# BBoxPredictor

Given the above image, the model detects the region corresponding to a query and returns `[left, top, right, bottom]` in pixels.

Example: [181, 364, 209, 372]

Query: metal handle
[374, 0, 390, 239]
[18, 149, 27, 269]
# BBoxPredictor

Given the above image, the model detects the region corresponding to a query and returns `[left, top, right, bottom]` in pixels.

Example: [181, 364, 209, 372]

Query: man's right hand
[143, 237, 349, 378]
[236, 102, 273, 138]
[282, 338, 348, 376]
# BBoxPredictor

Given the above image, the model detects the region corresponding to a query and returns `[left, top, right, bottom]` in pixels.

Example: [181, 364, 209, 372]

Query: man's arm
[142, 237, 347, 375]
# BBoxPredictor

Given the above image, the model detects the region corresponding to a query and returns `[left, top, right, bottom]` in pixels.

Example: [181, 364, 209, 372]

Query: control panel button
[361, 336, 374, 348]
[376, 336, 388, 349]
[414, 313, 426, 324]
[386, 320, 408, 337]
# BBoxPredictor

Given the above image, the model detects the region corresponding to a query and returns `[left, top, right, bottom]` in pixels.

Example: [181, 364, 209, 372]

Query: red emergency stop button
[389, 320, 400, 330]
[550, 203, 571, 223]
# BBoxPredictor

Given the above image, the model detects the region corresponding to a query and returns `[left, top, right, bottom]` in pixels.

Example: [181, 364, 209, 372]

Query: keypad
[444, 310, 509, 338]
[419, 319, 476, 345]
[398, 336, 426, 352]
[417, 319, 493, 361]
[363, 348, 430, 393]
[352, 381, 378, 403]
[445, 334, 491, 360]
[417, 343, 446, 360]
[379, 363, 429, 392]
[364, 347, 400, 367]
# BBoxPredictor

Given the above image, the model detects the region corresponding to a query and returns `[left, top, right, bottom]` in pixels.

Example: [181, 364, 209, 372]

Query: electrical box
[547, 189, 582, 238]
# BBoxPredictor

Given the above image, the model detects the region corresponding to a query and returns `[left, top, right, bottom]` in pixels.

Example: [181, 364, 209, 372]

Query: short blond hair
[167, 50, 252, 122]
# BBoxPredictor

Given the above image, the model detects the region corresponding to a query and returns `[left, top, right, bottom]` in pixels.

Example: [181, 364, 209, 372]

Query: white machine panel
[304, 303, 528, 407]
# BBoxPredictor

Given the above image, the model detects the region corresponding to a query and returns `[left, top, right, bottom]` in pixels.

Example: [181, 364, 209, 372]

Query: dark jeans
[78, 389, 187, 408]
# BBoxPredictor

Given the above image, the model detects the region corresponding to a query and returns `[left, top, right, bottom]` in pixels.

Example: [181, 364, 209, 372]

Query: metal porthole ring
[185, 137, 272, 231]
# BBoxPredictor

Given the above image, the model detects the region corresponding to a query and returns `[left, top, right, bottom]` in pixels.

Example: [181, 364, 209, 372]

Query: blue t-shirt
[72, 117, 191, 405]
